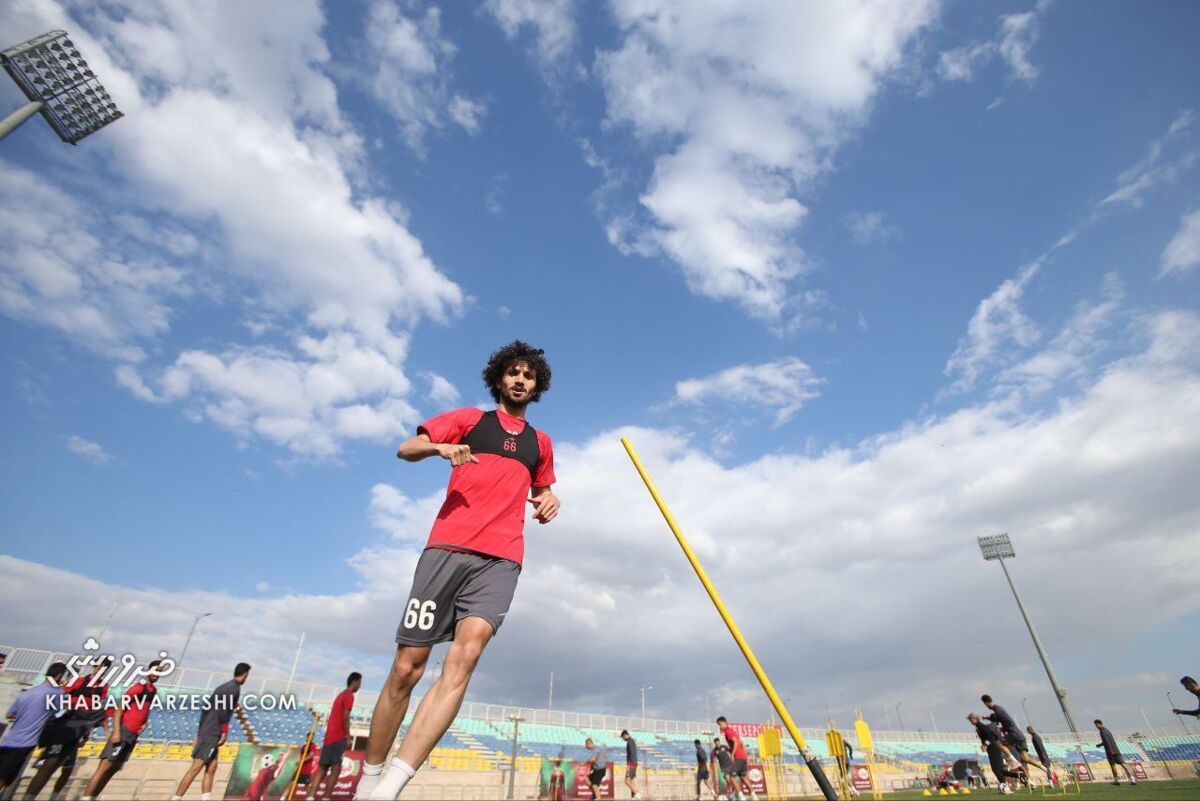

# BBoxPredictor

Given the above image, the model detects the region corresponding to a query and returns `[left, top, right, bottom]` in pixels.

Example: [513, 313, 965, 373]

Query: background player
[172, 662, 251, 801]
[0, 662, 66, 795]
[982, 695, 1049, 781]
[312, 671, 361, 799]
[82, 658, 164, 800]
[1094, 719, 1136, 786]
[1025, 725, 1056, 784]
[583, 738, 607, 801]
[26, 656, 113, 800]
[711, 737, 736, 801]
[620, 729, 641, 800]
[693, 739, 716, 800]
[716, 717, 757, 801]
[967, 713, 1021, 794]
[358, 342, 558, 800]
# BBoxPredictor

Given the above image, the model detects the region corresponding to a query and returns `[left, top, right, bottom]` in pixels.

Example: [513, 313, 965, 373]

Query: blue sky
[1, 0, 1198, 731]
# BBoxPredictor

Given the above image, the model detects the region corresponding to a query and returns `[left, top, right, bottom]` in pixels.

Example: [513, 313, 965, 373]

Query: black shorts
[696, 765, 710, 781]
[192, 734, 222, 765]
[730, 758, 748, 777]
[319, 739, 347, 768]
[588, 767, 607, 785]
[0, 746, 33, 785]
[626, 763, 637, 779]
[99, 733, 139, 769]
[39, 718, 81, 766]
[395, 549, 520, 646]
[1107, 754, 1125, 765]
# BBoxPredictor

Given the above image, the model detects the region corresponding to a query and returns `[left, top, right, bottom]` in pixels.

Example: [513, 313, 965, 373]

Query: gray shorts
[320, 739, 347, 767]
[192, 734, 221, 765]
[395, 548, 520, 646]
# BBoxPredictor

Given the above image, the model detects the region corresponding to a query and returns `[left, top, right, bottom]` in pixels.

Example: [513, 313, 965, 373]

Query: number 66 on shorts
[403, 599, 437, 630]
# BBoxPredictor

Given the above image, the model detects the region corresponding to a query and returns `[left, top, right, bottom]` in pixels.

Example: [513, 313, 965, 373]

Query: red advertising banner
[743, 764, 768, 796]
[851, 764, 874, 791]
[1073, 763, 1094, 782]
[1131, 763, 1148, 780]
[571, 763, 614, 799]
[292, 748, 365, 800]
[724, 722, 781, 739]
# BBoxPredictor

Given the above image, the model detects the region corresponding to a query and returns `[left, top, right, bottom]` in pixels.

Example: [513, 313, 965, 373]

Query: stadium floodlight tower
[1, 30, 122, 144]
[978, 534, 1080, 735]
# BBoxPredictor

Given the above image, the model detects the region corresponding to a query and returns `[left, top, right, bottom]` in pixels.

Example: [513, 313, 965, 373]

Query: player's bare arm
[528, 485, 560, 523]
[397, 433, 479, 465]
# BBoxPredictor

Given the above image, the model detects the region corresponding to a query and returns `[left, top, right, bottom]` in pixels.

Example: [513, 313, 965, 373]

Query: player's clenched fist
[437, 443, 480, 466]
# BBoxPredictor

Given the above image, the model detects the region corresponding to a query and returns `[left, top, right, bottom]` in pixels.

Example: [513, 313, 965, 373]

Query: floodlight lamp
[977, 533, 1015, 561]
[1, 29, 122, 144]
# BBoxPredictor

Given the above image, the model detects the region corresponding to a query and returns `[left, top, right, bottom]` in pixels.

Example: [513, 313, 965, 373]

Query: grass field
[880, 780, 1200, 801]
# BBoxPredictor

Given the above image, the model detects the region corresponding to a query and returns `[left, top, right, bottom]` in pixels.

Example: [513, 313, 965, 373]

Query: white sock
[202, 794, 212, 800]
[354, 762, 384, 800]
[369, 757, 417, 800]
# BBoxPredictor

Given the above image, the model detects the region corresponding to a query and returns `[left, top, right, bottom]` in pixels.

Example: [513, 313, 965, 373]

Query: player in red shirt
[359, 342, 559, 800]
[82, 659, 164, 800]
[717, 717, 758, 801]
[312, 672, 361, 799]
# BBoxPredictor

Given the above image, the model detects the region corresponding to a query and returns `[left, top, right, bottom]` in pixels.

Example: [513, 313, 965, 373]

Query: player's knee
[388, 653, 428, 692]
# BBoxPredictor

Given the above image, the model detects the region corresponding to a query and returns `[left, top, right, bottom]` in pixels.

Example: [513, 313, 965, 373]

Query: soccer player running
[583, 738, 608, 801]
[982, 694, 1049, 781]
[711, 738, 736, 800]
[358, 341, 559, 800]
[172, 662, 251, 801]
[716, 718, 758, 801]
[82, 658, 164, 800]
[967, 713, 1021, 794]
[312, 672, 361, 799]
[25, 656, 113, 800]
[0, 662, 66, 795]
[1025, 726, 1056, 784]
[620, 730, 641, 800]
[1094, 719, 1136, 786]
[693, 739, 716, 801]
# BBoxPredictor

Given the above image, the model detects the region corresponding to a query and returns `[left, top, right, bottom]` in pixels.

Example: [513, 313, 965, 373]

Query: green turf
[877, 780, 1200, 801]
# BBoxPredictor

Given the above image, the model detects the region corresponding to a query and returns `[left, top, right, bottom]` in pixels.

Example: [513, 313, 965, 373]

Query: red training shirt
[418, 407, 555, 565]
[724, 728, 747, 761]
[324, 688, 354, 744]
[111, 681, 157, 736]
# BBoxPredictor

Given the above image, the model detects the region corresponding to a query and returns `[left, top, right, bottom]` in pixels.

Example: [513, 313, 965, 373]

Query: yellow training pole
[621, 437, 838, 801]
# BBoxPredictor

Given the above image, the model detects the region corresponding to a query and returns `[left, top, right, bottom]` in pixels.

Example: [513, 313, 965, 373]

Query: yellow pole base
[921, 791, 932, 797]
[938, 789, 948, 795]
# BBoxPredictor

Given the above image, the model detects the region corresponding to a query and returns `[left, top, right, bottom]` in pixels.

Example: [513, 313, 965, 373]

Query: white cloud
[671, 357, 822, 428]
[66, 436, 113, 464]
[122, 331, 419, 458]
[422, 371, 462, 407]
[363, 0, 486, 150]
[594, 0, 937, 321]
[1159, 207, 1200, 277]
[844, 211, 897, 245]
[937, 4, 1044, 83]
[945, 262, 1042, 393]
[6, 309, 1200, 727]
[1099, 110, 1196, 211]
[483, 0, 578, 73]
[0, 0, 468, 457]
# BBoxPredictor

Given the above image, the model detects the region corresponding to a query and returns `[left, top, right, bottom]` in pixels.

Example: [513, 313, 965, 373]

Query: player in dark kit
[82, 659, 165, 800]
[982, 694, 1050, 781]
[620, 730, 641, 800]
[1094, 719, 1136, 785]
[967, 713, 1021, 794]
[717, 717, 758, 801]
[172, 662, 251, 801]
[25, 656, 113, 800]
[360, 342, 559, 800]
[711, 738, 736, 800]
[1025, 725, 1057, 783]
[693, 739, 716, 800]
[313, 672, 361, 799]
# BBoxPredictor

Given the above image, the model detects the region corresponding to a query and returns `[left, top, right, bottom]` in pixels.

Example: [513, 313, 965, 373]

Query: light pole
[895, 702, 905, 732]
[640, 686, 653, 723]
[978, 534, 1080, 734]
[929, 706, 939, 735]
[1, 30, 122, 143]
[507, 714, 525, 800]
[176, 612, 211, 684]
[1021, 698, 1032, 728]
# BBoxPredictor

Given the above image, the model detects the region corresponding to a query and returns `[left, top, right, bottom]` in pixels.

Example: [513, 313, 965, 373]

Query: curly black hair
[483, 340, 552, 403]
